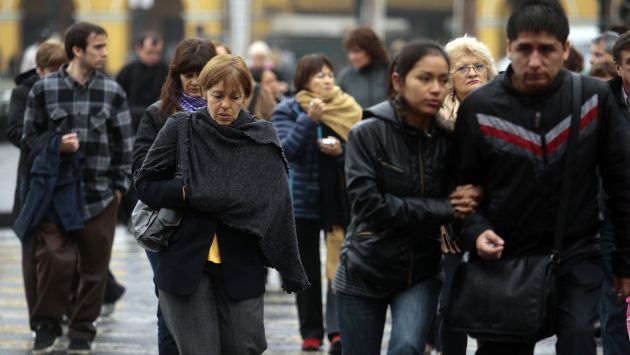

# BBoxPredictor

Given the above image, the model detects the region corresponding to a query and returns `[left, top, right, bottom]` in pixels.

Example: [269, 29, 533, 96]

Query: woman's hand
[318, 136, 342, 157]
[307, 98, 325, 121]
[450, 184, 484, 218]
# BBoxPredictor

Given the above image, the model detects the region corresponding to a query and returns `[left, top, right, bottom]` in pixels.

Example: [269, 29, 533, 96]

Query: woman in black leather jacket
[333, 40, 481, 355]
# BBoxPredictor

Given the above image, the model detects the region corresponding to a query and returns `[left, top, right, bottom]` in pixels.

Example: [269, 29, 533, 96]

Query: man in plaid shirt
[21, 22, 132, 354]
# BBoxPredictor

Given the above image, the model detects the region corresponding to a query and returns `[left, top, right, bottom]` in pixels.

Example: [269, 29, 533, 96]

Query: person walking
[333, 40, 481, 355]
[116, 32, 169, 131]
[132, 37, 216, 355]
[450, 2, 630, 354]
[272, 54, 362, 353]
[6, 39, 66, 336]
[437, 34, 497, 355]
[596, 31, 630, 355]
[134, 54, 309, 355]
[20, 22, 133, 354]
[337, 27, 389, 108]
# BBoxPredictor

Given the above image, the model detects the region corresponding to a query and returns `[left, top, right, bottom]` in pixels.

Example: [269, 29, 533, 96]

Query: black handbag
[445, 73, 582, 342]
[131, 114, 189, 252]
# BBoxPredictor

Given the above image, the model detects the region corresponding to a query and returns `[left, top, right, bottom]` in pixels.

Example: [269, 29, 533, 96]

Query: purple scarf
[179, 93, 206, 113]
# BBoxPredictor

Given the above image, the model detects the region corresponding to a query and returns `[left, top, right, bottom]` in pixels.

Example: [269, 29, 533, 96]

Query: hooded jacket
[452, 68, 630, 275]
[334, 100, 455, 297]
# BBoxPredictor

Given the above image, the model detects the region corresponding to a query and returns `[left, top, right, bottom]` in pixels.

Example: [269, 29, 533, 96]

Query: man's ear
[72, 45, 83, 58]
[506, 39, 512, 62]
[391, 72, 403, 92]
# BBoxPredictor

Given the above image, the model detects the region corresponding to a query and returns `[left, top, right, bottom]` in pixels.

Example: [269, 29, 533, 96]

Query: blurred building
[0, 0, 453, 77]
[0, 0, 613, 78]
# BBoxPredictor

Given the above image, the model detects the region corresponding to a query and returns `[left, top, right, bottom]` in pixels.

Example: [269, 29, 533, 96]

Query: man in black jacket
[597, 32, 630, 355]
[451, 2, 630, 354]
[116, 32, 168, 131]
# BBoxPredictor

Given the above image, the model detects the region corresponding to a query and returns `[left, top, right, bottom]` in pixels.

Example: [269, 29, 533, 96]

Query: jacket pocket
[48, 107, 69, 129]
[89, 108, 109, 135]
[377, 158, 408, 195]
[345, 229, 407, 291]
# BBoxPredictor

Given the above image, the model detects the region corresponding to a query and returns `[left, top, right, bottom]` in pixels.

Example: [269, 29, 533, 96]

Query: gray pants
[159, 265, 267, 355]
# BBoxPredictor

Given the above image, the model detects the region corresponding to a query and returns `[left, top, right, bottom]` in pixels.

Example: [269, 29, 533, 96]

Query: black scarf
[136, 109, 310, 293]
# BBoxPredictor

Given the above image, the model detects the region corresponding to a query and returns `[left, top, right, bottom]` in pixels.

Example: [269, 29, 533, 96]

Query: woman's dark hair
[564, 45, 584, 73]
[507, 0, 569, 43]
[343, 27, 389, 65]
[388, 40, 450, 99]
[293, 54, 334, 93]
[159, 38, 216, 119]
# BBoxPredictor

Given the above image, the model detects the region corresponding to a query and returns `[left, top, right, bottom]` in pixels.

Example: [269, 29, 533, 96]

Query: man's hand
[115, 190, 123, 204]
[60, 132, 80, 153]
[475, 229, 505, 260]
[613, 276, 630, 302]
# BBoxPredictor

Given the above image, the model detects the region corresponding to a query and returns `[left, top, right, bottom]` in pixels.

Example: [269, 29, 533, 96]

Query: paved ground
[0, 226, 601, 355]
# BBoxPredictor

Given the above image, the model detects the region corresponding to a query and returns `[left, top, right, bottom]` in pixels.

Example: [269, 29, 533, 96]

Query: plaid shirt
[23, 65, 133, 220]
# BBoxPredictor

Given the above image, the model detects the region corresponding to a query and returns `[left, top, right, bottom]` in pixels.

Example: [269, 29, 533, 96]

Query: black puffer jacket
[334, 100, 455, 297]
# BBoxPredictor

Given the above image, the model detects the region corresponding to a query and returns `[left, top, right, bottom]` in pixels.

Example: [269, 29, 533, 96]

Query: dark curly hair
[343, 27, 389, 65]
[159, 38, 216, 120]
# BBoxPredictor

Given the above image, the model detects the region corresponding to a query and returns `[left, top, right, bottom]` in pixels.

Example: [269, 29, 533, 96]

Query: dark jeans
[476, 256, 603, 355]
[145, 250, 179, 355]
[295, 218, 340, 341]
[30, 200, 117, 340]
[337, 277, 440, 355]
[598, 218, 630, 355]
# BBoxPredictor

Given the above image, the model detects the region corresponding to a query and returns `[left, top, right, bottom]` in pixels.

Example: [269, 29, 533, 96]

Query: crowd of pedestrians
[5, 1, 630, 355]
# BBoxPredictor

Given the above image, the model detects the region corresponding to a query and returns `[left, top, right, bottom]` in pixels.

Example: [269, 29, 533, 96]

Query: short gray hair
[592, 31, 620, 55]
[444, 35, 497, 79]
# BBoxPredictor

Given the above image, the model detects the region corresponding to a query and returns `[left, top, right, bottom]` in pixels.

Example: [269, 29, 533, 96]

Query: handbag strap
[552, 72, 582, 261]
[173, 112, 190, 182]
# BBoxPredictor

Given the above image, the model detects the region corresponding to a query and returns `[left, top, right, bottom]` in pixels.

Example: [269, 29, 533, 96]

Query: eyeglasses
[452, 64, 487, 76]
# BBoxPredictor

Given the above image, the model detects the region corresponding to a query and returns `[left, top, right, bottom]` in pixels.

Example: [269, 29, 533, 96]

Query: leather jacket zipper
[408, 138, 425, 287]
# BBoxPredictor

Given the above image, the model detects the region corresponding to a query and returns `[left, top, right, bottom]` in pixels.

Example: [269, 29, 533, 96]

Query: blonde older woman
[436, 35, 497, 355]
[440, 35, 497, 125]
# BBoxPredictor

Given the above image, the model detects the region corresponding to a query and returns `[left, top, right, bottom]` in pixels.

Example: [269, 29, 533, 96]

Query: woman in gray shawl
[134, 54, 309, 355]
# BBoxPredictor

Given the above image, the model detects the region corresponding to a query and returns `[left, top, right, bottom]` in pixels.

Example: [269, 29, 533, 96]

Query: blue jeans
[598, 217, 630, 355]
[337, 277, 440, 355]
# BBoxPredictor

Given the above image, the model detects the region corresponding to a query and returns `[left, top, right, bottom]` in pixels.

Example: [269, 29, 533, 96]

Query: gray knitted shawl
[136, 109, 310, 293]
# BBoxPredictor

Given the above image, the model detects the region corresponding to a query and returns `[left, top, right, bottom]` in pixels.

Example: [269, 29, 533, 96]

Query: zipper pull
[534, 111, 541, 129]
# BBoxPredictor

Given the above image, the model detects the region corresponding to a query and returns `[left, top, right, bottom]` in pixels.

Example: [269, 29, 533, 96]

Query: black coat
[339, 100, 455, 293]
[6, 69, 39, 219]
[116, 61, 168, 131]
[133, 103, 266, 300]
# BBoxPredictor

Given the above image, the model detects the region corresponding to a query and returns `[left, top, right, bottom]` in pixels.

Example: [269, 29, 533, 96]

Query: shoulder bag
[131, 113, 189, 252]
[445, 73, 582, 342]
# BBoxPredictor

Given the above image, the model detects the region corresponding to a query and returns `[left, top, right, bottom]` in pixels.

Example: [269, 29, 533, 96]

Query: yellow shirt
[207, 235, 221, 263]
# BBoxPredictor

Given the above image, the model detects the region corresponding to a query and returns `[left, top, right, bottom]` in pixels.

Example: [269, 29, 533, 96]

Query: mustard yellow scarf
[295, 86, 362, 141]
